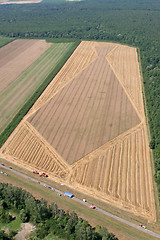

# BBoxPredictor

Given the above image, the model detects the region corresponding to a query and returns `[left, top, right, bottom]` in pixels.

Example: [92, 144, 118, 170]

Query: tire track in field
[117, 143, 122, 199]
[52, 59, 96, 152]
[72, 53, 109, 161]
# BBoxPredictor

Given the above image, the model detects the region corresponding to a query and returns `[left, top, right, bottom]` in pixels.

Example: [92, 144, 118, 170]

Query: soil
[15, 223, 35, 240]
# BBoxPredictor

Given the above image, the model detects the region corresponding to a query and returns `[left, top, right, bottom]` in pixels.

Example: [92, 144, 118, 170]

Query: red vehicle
[33, 170, 39, 174]
[40, 173, 48, 177]
[90, 205, 96, 209]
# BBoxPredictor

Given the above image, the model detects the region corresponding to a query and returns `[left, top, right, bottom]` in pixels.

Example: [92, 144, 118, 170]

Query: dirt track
[0, 41, 156, 221]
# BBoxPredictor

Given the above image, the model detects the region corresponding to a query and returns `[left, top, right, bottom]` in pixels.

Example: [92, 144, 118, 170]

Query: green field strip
[0, 40, 80, 146]
[0, 36, 14, 48]
[0, 42, 74, 133]
[0, 43, 72, 124]
[0, 43, 71, 109]
[0, 43, 64, 98]
[0, 43, 71, 106]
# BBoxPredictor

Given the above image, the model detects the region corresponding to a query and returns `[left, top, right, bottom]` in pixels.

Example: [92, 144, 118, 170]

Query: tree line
[0, 183, 118, 240]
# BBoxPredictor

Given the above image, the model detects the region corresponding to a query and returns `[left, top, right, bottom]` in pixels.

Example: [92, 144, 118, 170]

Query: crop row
[70, 124, 155, 220]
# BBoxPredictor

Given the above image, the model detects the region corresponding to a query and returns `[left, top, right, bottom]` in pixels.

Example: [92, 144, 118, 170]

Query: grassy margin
[0, 36, 14, 48]
[137, 47, 160, 222]
[0, 166, 159, 240]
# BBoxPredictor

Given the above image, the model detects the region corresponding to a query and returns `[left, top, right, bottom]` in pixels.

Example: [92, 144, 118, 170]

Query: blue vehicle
[64, 192, 74, 198]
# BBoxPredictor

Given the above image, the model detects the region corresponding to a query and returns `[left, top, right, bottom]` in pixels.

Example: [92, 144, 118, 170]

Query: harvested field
[69, 123, 155, 220]
[27, 41, 98, 115]
[2, 121, 69, 180]
[0, 40, 74, 134]
[107, 45, 144, 118]
[1, 41, 156, 221]
[28, 45, 140, 164]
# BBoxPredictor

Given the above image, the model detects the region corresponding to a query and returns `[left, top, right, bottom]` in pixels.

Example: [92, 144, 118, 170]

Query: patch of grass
[0, 36, 14, 48]
[0, 214, 22, 233]
[7, 216, 22, 231]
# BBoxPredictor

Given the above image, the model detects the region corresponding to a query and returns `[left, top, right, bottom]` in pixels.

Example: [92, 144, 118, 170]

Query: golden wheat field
[0, 41, 156, 221]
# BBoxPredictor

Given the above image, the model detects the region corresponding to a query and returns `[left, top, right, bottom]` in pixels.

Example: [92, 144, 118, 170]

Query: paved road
[1, 163, 160, 239]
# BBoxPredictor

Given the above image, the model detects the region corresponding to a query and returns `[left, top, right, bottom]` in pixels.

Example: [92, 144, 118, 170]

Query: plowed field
[0, 40, 74, 133]
[0, 41, 156, 221]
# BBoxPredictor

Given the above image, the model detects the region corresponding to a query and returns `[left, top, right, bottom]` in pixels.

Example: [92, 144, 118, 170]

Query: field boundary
[137, 47, 159, 222]
[0, 40, 80, 148]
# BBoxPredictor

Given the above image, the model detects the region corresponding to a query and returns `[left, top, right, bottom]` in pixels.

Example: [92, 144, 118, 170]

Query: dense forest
[0, 183, 118, 239]
[0, 0, 160, 201]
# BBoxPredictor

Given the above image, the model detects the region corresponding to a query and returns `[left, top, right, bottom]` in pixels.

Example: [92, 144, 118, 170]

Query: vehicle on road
[1, 164, 5, 166]
[4, 173, 8, 176]
[48, 186, 51, 189]
[90, 205, 96, 209]
[33, 170, 39, 174]
[57, 193, 61, 196]
[64, 192, 74, 198]
[139, 224, 146, 229]
[40, 173, 48, 177]
[0, 171, 3, 174]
